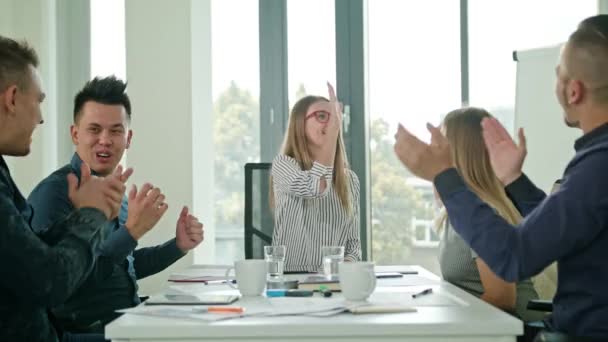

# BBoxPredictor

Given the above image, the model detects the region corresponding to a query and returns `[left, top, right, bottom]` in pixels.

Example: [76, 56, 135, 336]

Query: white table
[106, 265, 522, 342]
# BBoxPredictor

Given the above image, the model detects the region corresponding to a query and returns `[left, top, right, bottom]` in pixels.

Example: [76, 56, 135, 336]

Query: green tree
[369, 118, 434, 264]
[213, 81, 260, 227]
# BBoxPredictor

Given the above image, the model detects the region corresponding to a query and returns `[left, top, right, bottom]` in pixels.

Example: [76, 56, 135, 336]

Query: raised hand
[68, 163, 133, 219]
[107, 165, 134, 218]
[394, 123, 453, 181]
[175, 206, 204, 252]
[124, 183, 169, 240]
[481, 117, 527, 186]
[327, 81, 343, 136]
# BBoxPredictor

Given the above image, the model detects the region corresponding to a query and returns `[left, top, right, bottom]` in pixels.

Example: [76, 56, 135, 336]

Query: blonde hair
[436, 107, 522, 230]
[270, 95, 352, 213]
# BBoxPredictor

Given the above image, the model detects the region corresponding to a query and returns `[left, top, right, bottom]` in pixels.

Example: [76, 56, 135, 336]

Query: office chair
[532, 331, 604, 342]
[527, 299, 552, 312]
[527, 299, 603, 341]
[244, 163, 274, 259]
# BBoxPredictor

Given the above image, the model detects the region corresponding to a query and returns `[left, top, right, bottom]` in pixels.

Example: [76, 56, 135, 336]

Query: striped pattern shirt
[271, 154, 361, 272]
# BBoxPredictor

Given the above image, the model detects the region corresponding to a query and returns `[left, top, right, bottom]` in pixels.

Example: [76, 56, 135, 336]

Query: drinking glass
[264, 245, 286, 281]
[321, 246, 344, 279]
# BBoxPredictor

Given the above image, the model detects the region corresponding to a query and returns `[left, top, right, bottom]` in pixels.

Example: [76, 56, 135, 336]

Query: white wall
[1, 0, 58, 194]
[600, 0, 608, 14]
[514, 46, 579, 193]
[0, 1, 15, 37]
[125, 0, 215, 295]
[190, 0, 216, 264]
[0, 0, 89, 195]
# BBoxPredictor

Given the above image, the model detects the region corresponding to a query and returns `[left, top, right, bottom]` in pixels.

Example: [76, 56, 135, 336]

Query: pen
[411, 288, 433, 298]
[205, 306, 244, 314]
[204, 279, 236, 285]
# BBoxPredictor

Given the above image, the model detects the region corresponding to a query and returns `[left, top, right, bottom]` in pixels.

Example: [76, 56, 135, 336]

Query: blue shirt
[434, 123, 608, 338]
[28, 153, 185, 332]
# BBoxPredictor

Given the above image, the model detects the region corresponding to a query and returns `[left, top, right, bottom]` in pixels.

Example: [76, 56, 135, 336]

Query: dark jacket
[0, 156, 106, 341]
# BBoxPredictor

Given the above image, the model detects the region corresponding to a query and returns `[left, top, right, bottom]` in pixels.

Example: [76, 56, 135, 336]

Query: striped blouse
[271, 154, 361, 272]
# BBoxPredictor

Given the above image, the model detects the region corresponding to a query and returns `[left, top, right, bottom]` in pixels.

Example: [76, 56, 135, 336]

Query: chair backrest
[244, 163, 274, 259]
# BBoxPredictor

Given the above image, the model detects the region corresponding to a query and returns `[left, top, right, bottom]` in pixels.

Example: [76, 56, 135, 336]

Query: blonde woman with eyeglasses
[435, 107, 547, 322]
[270, 83, 361, 272]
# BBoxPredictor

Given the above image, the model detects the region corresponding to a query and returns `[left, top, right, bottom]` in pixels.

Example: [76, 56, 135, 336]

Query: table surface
[105, 265, 522, 342]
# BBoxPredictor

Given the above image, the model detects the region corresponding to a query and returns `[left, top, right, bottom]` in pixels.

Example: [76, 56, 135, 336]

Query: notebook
[298, 275, 341, 291]
[145, 293, 240, 305]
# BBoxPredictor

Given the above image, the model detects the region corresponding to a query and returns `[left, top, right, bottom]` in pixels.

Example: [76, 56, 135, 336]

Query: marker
[266, 289, 287, 297]
[203, 306, 244, 314]
[286, 289, 313, 297]
[319, 285, 332, 297]
[266, 289, 314, 297]
[411, 288, 433, 298]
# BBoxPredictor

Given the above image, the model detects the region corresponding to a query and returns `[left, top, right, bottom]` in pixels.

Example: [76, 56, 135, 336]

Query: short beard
[560, 87, 580, 128]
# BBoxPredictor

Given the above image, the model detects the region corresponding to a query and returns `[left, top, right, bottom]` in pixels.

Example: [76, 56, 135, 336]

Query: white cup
[225, 260, 267, 296]
[338, 262, 376, 302]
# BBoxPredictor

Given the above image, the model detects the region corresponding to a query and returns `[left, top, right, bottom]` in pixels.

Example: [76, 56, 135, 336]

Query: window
[211, 0, 260, 265]
[90, 0, 126, 164]
[90, 0, 126, 80]
[287, 0, 336, 105]
[367, 0, 461, 275]
[468, 0, 596, 132]
[411, 218, 440, 247]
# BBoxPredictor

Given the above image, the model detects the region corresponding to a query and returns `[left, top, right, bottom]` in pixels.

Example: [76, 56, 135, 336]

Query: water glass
[322, 246, 344, 279]
[264, 245, 286, 281]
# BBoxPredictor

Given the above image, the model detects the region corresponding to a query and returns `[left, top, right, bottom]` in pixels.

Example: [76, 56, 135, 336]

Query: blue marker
[266, 289, 314, 297]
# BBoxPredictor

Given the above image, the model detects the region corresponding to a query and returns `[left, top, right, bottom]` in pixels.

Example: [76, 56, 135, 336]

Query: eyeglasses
[305, 110, 331, 123]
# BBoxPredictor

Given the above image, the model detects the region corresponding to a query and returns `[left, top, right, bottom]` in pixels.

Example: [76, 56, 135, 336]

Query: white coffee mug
[225, 259, 267, 296]
[339, 261, 376, 301]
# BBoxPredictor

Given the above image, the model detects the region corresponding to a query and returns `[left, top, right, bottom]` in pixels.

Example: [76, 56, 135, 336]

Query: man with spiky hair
[29, 76, 205, 335]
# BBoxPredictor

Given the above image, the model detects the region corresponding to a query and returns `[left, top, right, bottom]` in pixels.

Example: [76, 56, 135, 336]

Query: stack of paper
[117, 306, 240, 322]
[145, 293, 240, 305]
[120, 296, 420, 323]
[168, 265, 234, 283]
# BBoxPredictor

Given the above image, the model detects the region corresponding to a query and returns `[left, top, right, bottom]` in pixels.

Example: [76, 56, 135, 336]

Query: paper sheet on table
[168, 265, 233, 282]
[375, 265, 419, 274]
[370, 287, 466, 307]
[119, 294, 432, 323]
[117, 306, 241, 322]
[164, 285, 238, 296]
[269, 299, 416, 316]
[376, 274, 440, 287]
[145, 292, 239, 305]
[234, 297, 417, 318]
[118, 298, 350, 322]
[261, 297, 348, 316]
